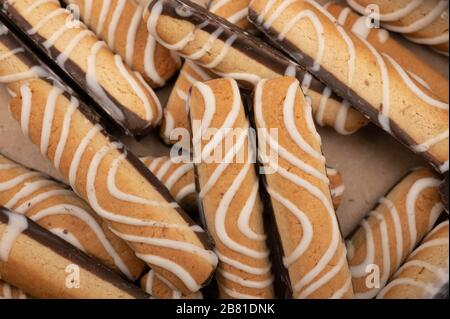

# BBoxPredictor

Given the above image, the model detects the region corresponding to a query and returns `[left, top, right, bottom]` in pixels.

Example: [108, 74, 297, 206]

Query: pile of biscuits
[0, 0, 448, 299]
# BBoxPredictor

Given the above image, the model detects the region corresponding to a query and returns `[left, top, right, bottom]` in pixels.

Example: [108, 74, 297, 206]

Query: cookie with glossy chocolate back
[0, 280, 28, 299]
[62, 0, 181, 88]
[249, 0, 449, 173]
[1, 0, 162, 137]
[377, 221, 449, 299]
[325, 2, 449, 103]
[191, 78, 274, 299]
[347, 168, 443, 299]
[347, 0, 449, 56]
[0, 31, 217, 294]
[0, 206, 150, 299]
[209, 0, 252, 30]
[253, 77, 353, 299]
[144, 0, 368, 135]
[140, 155, 197, 215]
[0, 154, 146, 280]
[161, 61, 213, 145]
[141, 269, 204, 299]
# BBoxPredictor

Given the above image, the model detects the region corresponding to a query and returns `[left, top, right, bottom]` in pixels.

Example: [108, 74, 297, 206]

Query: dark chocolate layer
[0, 206, 150, 299]
[247, 8, 444, 173]
[0, 4, 151, 137]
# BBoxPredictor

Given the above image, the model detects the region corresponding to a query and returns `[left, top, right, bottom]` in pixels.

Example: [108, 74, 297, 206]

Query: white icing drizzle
[86, 41, 126, 121]
[377, 222, 449, 299]
[0, 211, 28, 262]
[114, 55, 153, 121]
[0, 48, 24, 62]
[0, 66, 48, 84]
[23, 0, 59, 16]
[383, 53, 449, 110]
[255, 78, 346, 298]
[107, 0, 127, 49]
[382, 1, 449, 34]
[40, 85, 63, 156]
[56, 30, 93, 66]
[54, 97, 79, 171]
[136, 254, 202, 292]
[19, 83, 32, 138]
[27, 8, 68, 35]
[96, 0, 112, 35]
[192, 78, 273, 297]
[4, 180, 56, 208]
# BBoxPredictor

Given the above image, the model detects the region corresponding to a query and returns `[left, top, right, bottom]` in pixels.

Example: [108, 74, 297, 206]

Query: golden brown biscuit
[161, 61, 213, 145]
[347, 0, 449, 55]
[144, 0, 369, 135]
[2, 0, 163, 136]
[0, 154, 146, 280]
[191, 78, 274, 299]
[0, 28, 217, 294]
[347, 168, 444, 298]
[326, 2, 449, 103]
[0, 206, 150, 299]
[140, 269, 203, 299]
[62, 0, 181, 88]
[253, 77, 353, 299]
[140, 155, 197, 215]
[249, 0, 449, 173]
[0, 280, 28, 299]
[377, 221, 449, 299]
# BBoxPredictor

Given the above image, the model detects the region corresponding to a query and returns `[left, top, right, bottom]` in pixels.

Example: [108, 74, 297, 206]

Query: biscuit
[144, 0, 369, 135]
[347, 168, 444, 298]
[0, 28, 218, 294]
[249, 0, 449, 173]
[62, 0, 181, 88]
[0, 153, 146, 280]
[1, 0, 163, 137]
[253, 77, 353, 299]
[140, 155, 197, 215]
[190, 78, 274, 299]
[347, 0, 449, 55]
[140, 269, 204, 299]
[327, 167, 345, 211]
[161, 61, 213, 145]
[326, 2, 449, 103]
[377, 221, 449, 299]
[0, 279, 28, 299]
[0, 206, 150, 299]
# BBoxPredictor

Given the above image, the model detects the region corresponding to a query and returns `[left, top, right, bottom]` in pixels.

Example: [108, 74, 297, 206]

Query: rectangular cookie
[0, 0, 163, 137]
[248, 0, 449, 173]
[190, 78, 274, 299]
[0, 206, 150, 299]
[143, 0, 369, 135]
[253, 76, 353, 299]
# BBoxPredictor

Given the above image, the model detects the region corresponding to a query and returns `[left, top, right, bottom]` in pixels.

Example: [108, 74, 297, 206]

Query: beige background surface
[0, 0, 448, 237]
